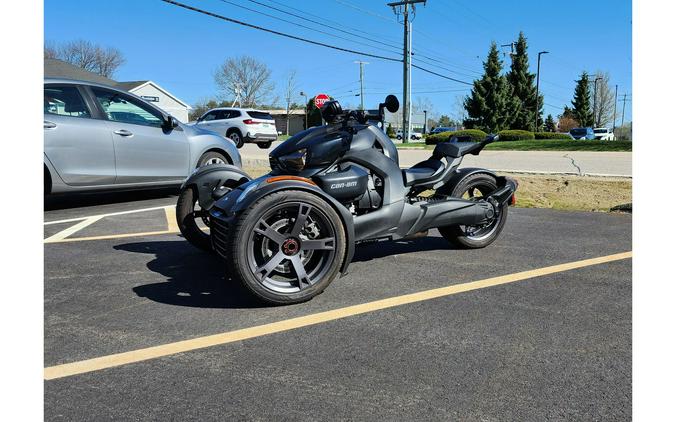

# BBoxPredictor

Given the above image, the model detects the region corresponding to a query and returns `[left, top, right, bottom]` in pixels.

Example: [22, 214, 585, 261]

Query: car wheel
[257, 142, 272, 149]
[197, 151, 229, 167]
[227, 130, 245, 148]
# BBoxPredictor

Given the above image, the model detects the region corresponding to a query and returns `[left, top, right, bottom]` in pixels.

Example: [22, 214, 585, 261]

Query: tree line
[464, 32, 618, 133]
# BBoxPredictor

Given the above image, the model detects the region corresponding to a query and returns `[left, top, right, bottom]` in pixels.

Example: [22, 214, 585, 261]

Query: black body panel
[314, 165, 368, 202]
[180, 164, 251, 210]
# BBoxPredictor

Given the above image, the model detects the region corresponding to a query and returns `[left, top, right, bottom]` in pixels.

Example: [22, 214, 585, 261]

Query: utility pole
[534, 50, 549, 132]
[620, 93, 627, 128]
[354, 61, 369, 110]
[423, 110, 427, 134]
[613, 84, 618, 132]
[388, 0, 425, 143]
[299, 91, 308, 129]
[500, 42, 516, 62]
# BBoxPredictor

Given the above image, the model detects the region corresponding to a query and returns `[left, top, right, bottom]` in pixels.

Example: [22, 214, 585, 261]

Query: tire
[197, 151, 229, 167]
[176, 186, 212, 251]
[227, 129, 245, 148]
[438, 173, 508, 249]
[257, 141, 272, 149]
[227, 190, 347, 305]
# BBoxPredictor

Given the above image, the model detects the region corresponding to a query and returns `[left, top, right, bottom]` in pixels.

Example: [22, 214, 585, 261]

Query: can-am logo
[330, 181, 357, 189]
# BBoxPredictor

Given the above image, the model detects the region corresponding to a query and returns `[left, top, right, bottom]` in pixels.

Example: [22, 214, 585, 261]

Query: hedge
[425, 129, 487, 145]
[534, 132, 573, 140]
[497, 130, 535, 142]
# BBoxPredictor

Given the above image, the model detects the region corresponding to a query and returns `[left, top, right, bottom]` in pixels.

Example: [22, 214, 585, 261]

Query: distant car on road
[190, 107, 278, 149]
[429, 127, 457, 135]
[44, 78, 241, 195]
[395, 129, 422, 141]
[593, 128, 615, 141]
[569, 127, 596, 140]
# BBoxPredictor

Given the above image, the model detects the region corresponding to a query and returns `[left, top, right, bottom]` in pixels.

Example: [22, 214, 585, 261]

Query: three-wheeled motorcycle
[176, 95, 517, 305]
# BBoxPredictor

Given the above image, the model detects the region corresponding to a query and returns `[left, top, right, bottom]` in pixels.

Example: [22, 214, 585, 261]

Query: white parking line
[44, 205, 174, 226]
[44, 216, 104, 243]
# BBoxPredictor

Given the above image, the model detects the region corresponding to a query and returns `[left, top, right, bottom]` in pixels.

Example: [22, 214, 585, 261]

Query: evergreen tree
[506, 32, 542, 131]
[464, 42, 519, 132]
[571, 72, 593, 127]
[544, 114, 556, 132]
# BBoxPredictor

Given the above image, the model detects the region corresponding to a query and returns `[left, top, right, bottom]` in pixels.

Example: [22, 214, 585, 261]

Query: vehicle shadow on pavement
[116, 236, 454, 309]
[45, 188, 178, 211]
[115, 241, 264, 309]
[353, 235, 455, 262]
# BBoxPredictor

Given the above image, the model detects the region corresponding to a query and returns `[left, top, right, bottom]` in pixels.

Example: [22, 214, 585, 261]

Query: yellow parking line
[164, 207, 179, 233]
[44, 251, 631, 380]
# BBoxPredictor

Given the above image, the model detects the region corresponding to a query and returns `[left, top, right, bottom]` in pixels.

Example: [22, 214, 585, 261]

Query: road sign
[314, 93, 330, 109]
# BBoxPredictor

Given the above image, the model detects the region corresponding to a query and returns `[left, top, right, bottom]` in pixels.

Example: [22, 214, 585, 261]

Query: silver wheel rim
[246, 202, 337, 294]
[229, 133, 241, 143]
[205, 157, 225, 165]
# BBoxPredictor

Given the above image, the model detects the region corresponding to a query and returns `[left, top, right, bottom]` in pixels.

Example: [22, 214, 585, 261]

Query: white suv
[191, 108, 278, 148]
[593, 128, 615, 141]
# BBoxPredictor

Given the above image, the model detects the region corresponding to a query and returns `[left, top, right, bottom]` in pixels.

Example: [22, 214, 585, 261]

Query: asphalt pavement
[44, 191, 632, 420]
[240, 141, 633, 177]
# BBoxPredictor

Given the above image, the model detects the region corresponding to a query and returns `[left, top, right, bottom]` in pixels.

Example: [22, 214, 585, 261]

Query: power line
[333, 0, 398, 23]
[245, 0, 402, 52]
[411, 64, 473, 85]
[160, 0, 401, 62]
[216, 0, 403, 57]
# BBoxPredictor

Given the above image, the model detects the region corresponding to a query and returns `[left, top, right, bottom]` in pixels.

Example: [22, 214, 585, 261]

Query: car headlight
[277, 148, 307, 172]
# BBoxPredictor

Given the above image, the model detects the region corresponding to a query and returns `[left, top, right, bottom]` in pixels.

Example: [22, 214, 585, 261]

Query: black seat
[432, 141, 483, 159]
[402, 158, 445, 187]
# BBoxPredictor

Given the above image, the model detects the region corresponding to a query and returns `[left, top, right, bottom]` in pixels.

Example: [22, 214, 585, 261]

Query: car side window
[202, 111, 218, 121]
[92, 87, 164, 128]
[44, 85, 91, 118]
[229, 110, 241, 119]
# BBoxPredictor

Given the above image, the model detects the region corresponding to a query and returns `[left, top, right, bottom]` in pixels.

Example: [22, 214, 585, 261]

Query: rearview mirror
[384, 95, 399, 113]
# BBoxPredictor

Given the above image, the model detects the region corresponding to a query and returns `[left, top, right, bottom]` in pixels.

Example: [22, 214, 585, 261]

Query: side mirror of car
[163, 115, 179, 130]
[384, 95, 399, 113]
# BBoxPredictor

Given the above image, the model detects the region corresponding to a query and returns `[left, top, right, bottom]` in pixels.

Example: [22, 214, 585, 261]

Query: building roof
[115, 80, 149, 91]
[44, 58, 117, 86]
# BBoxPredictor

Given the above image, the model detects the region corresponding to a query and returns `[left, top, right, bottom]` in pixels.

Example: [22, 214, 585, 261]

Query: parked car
[190, 107, 278, 149]
[44, 78, 241, 195]
[569, 127, 596, 140]
[593, 127, 615, 141]
[395, 129, 422, 141]
[429, 127, 456, 135]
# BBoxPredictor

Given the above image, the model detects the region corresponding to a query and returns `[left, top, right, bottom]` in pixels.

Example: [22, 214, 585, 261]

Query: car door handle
[114, 129, 133, 137]
[44, 121, 57, 129]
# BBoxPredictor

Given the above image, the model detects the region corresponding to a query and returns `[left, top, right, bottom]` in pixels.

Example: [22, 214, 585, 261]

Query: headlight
[277, 148, 307, 172]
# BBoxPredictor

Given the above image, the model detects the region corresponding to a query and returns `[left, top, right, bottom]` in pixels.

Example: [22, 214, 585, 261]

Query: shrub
[497, 130, 535, 142]
[425, 129, 487, 145]
[534, 132, 572, 140]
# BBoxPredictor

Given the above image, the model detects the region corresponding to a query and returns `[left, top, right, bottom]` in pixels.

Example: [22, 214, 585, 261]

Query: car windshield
[570, 128, 588, 135]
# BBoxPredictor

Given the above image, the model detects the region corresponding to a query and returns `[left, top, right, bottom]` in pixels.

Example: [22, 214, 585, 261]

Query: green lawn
[396, 139, 632, 152]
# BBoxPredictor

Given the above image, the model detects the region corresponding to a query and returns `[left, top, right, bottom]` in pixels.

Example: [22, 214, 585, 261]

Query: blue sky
[45, 0, 632, 122]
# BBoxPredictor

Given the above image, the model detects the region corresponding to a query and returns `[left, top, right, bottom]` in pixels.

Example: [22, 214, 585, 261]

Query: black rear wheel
[176, 186, 213, 251]
[227, 190, 346, 305]
[438, 173, 508, 249]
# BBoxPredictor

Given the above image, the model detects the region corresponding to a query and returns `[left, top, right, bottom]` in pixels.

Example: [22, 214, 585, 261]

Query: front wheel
[227, 190, 346, 305]
[438, 173, 508, 249]
[176, 186, 213, 251]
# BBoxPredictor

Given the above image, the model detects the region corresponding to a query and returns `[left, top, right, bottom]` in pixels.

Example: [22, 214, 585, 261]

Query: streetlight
[423, 110, 427, 134]
[593, 76, 603, 128]
[299, 91, 308, 129]
[534, 50, 549, 132]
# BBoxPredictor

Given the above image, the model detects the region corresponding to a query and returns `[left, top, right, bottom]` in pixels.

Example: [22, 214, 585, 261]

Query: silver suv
[191, 107, 278, 149]
[44, 79, 241, 194]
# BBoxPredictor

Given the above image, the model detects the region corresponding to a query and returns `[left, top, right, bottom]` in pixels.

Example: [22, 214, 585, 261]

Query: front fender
[181, 164, 251, 211]
[222, 179, 356, 275]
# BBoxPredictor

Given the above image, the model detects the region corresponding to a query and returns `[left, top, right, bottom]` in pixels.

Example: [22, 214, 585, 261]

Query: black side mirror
[164, 116, 179, 130]
[384, 95, 399, 113]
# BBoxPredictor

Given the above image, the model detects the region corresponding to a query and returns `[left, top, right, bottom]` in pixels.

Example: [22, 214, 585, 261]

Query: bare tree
[451, 94, 468, 126]
[283, 70, 299, 135]
[591, 71, 616, 127]
[214, 56, 275, 107]
[45, 39, 126, 77]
